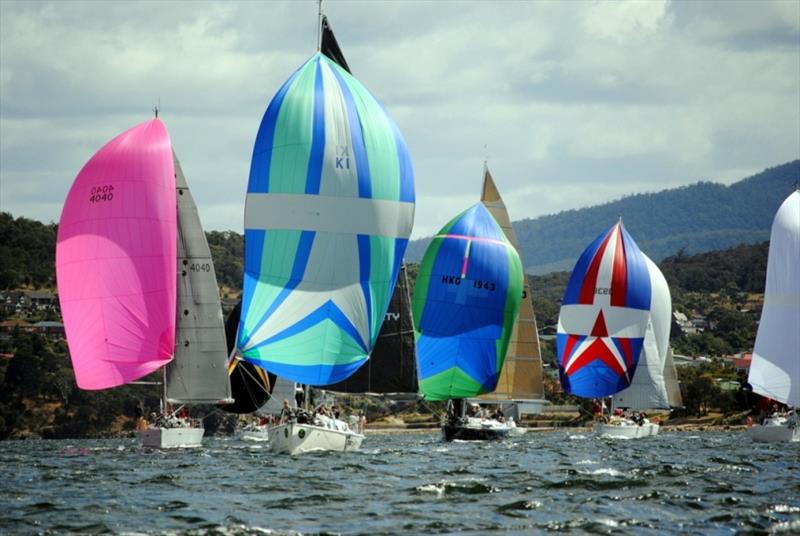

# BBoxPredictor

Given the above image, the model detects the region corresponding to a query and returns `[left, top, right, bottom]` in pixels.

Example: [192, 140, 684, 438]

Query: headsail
[166, 152, 232, 404]
[748, 190, 800, 407]
[325, 264, 418, 394]
[413, 203, 524, 401]
[56, 119, 176, 390]
[237, 52, 415, 386]
[663, 348, 683, 408]
[477, 168, 544, 400]
[612, 255, 671, 410]
[557, 221, 652, 399]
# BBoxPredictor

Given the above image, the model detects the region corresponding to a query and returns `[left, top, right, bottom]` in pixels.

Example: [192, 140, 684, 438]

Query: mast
[316, 0, 323, 50]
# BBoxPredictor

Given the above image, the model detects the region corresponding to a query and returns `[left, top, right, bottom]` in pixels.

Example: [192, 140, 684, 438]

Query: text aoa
[595, 287, 614, 295]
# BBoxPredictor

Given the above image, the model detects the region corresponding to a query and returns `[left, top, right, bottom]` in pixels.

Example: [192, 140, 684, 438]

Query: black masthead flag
[320, 15, 351, 74]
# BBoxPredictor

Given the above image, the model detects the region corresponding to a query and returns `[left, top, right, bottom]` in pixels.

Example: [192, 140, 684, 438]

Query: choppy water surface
[0, 431, 798, 535]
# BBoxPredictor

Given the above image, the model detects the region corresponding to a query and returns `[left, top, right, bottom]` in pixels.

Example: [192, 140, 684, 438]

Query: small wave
[581, 468, 624, 477]
[771, 504, 800, 514]
[575, 459, 597, 465]
[497, 499, 542, 517]
[771, 520, 800, 533]
[415, 480, 500, 496]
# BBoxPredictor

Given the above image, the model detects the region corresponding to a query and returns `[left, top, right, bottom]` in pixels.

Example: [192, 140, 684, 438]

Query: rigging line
[233, 359, 272, 397]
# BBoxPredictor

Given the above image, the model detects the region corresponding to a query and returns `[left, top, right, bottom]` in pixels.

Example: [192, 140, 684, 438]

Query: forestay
[557, 221, 652, 398]
[56, 119, 176, 390]
[748, 191, 800, 407]
[413, 203, 523, 401]
[237, 53, 415, 386]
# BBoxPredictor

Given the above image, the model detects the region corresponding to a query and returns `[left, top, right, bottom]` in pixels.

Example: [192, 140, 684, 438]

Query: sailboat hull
[136, 427, 204, 448]
[268, 421, 364, 455]
[442, 418, 512, 441]
[595, 422, 660, 439]
[746, 424, 799, 443]
[236, 424, 270, 442]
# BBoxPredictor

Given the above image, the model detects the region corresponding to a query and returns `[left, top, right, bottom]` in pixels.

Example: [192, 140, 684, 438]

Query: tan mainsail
[479, 168, 545, 400]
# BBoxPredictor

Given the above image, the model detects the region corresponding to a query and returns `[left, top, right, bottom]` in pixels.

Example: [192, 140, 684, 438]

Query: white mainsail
[748, 191, 800, 407]
[612, 255, 672, 410]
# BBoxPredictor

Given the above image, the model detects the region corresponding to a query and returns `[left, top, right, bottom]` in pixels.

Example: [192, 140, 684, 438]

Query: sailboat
[556, 220, 652, 436]
[599, 255, 677, 438]
[475, 167, 547, 428]
[746, 190, 800, 443]
[234, 15, 415, 454]
[56, 118, 232, 448]
[413, 202, 524, 441]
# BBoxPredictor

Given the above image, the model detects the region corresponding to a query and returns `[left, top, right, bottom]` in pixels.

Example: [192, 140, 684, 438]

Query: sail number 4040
[89, 185, 114, 203]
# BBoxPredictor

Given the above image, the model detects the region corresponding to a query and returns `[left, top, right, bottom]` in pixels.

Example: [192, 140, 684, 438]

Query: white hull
[136, 427, 204, 448]
[237, 426, 270, 442]
[747, 417, 799, 443]
[268, 421, 364, 455]
[596, 422, 660, 439]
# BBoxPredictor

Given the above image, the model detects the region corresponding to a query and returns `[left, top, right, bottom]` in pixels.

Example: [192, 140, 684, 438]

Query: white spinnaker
[749, 191, 800, 407]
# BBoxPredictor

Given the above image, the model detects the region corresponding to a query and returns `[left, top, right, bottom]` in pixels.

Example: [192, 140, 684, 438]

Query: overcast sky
[1, 0, 798, 239]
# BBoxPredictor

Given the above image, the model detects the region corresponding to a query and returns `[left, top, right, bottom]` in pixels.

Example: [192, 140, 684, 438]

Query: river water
[0, 430, 798, 535]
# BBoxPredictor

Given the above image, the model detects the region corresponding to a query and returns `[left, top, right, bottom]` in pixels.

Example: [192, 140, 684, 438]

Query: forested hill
[0, 214, 244, 291]
[405, 160, 799, 274]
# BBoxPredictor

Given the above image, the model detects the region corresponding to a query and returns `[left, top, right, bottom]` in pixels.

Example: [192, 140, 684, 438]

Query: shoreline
[363, 423, 749, 435]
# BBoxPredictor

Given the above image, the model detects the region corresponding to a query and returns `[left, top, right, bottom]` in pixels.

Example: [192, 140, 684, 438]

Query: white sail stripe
[318, 60, 359, 199]
[245, 193, 414, 238]
[558, 304, 649, 339]
[593, 225, 619, 308]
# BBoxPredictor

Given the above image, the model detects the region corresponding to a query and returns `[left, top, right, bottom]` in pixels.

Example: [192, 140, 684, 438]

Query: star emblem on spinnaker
[561, 311, 633, 384]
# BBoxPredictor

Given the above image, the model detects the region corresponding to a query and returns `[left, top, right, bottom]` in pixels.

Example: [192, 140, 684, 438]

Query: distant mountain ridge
[405, 160, 799, 274]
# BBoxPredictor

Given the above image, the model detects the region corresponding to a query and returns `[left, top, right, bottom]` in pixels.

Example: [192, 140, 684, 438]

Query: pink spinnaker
[56, 119, 177, 390]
